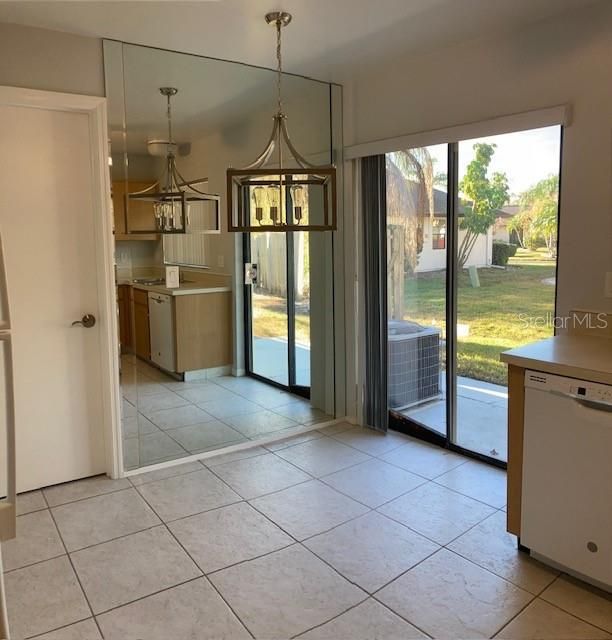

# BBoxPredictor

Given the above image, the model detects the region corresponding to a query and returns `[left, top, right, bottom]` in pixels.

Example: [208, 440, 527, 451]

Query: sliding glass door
[386, 145, 449, 439]
[386, 126, 562, 464]
[245, 231, 310, 396]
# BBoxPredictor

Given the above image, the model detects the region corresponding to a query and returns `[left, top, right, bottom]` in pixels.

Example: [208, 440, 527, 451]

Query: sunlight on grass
[406, 248, 556, 385]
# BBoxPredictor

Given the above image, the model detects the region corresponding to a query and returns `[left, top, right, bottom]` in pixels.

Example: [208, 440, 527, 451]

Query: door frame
[0, 86, 122, 480]
[242, 231, 310, 399]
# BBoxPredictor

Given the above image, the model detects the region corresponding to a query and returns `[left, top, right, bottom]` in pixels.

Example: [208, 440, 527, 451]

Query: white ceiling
[0, 0, 600, 82]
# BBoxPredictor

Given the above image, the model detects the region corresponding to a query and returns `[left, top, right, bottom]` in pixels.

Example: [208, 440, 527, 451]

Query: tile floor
[120, 355, 331, 470]
[4, 424, 611, 639]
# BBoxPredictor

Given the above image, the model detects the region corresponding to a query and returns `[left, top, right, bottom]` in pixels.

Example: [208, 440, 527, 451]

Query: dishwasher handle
[550, 389, 612, 413]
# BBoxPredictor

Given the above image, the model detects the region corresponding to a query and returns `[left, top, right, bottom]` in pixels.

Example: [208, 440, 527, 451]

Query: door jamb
[0, 86, 122, 479]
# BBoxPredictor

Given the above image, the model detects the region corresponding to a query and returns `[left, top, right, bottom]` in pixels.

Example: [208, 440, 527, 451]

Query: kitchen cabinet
[117, 284, 132, 351]
[112, 180, 160, 239]
[132, 287, 150, 360]
[174, 292, 232, 373]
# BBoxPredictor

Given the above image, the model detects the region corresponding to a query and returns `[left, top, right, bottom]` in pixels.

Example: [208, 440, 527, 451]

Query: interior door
[0, 104, 107, 492]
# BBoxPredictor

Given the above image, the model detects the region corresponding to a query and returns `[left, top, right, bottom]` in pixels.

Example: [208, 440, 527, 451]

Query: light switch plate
[165, 265, 179, 288]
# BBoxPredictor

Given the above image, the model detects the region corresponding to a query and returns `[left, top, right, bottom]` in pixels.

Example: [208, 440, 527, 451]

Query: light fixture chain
[276, 17, 282, 115]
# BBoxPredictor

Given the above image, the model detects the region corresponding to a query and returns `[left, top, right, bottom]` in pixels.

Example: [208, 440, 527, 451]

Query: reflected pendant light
[227, 12, 337, 232]
[129, 87, 220, 234]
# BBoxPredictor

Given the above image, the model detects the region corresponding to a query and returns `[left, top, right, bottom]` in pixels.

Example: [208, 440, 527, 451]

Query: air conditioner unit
[388, 320, 441, 409]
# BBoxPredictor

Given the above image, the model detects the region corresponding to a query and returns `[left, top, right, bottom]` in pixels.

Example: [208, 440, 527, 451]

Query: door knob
[71, 314, 96, 328]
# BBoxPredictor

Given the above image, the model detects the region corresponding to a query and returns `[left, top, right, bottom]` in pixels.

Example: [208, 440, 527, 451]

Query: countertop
[500, 335, 612, 385]
[117, 281, 231, 297]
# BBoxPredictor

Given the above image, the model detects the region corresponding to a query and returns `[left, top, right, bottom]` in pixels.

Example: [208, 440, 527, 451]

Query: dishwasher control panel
[525, 370, 612, 403]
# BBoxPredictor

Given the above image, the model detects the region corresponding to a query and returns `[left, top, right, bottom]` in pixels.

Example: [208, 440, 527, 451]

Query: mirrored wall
[104, 40, 341, 472]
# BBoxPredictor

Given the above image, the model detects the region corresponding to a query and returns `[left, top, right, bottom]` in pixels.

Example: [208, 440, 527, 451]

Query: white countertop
[118, 281, 231, 296]
[500, 335, 612, 385]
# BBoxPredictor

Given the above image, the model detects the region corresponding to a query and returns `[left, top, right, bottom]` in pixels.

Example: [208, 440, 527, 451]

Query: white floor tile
[146, 404, 214, 430]
[378, 548, 532, 639]
[209, 544, 366, 638]
[435, 459, 507, 508]
[43, 475, 131, 507]
[381, 437, 467, 479]
[34, 619, 102, 639]
[448, 511, 559, 594]
[15, 490, 47, 516]
[540, 576, 612, 634]
[223, 409, 297, 438]
[275, 437, 370, 477]
[211, 452, 311, 499]
[2, 510, 64, 571]
[321, 458, 426, 508]
[169, 502, 293, 573]
[166, 421, 245, 453]
[97, 577, 250, 639]
[298, 598, 428, 639]
[331, 426, 409, 456]
[250, 480, 368, 540]
[72, 526, 201, 614]
[378, 482, 495, 545]
[495, 598, 611, 639]
[4, 556, 90, 639]
[135, 468, 240, 522]
[305, 511, 439, 592]
[51, 488, 160, 551]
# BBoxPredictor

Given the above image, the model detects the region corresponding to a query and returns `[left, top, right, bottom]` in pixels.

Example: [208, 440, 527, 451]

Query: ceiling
[0, 0, 600, 82]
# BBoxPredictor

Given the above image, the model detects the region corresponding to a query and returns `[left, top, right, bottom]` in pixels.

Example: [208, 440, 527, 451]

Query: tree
[458, 143, 509, 267]
[518, 175, 559, 258]
[507, 208, 534, 249]
[386, 148, 434, 319]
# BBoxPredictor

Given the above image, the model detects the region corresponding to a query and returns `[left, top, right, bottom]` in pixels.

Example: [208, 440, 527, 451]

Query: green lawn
[250, 248, 556, 386]
[405, 249, 556, 385]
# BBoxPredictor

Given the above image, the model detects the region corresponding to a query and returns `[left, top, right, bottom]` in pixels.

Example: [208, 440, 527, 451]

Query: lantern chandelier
[226, 11, 337, 232]
[129, 87, 220, 234]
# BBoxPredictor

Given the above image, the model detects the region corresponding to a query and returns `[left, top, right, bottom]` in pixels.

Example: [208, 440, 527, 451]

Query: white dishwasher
[522, 370, 612, 591]
[148, 292, 176, 372]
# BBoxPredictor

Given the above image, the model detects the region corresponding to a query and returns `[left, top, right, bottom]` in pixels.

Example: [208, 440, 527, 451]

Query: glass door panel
[386, 145, 449, 437]
[293, 231, 311, 389]
[455, 126, 561, 461]
[249, 231, 289, 386]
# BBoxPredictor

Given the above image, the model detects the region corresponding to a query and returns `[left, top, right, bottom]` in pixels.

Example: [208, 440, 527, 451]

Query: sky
[425, 125, 562, 201]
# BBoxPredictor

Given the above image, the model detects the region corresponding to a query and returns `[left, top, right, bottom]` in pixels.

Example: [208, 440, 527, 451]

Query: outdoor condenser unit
[388, 320, 441, 409]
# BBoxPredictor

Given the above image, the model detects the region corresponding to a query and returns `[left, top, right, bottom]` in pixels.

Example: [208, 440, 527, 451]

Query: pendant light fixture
[129, 87, 220, 234]
[227, 12, 337, 232]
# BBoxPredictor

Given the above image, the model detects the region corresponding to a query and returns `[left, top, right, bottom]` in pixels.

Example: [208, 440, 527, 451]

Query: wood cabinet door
[133, 302, 150, 360]
[126, 181, 157, 233]
[117, 285, 132, 350]
[111, 181, 126, 235]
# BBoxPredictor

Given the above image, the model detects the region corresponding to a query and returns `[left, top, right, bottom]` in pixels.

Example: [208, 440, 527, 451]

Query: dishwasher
[522, 370, 612, 591]
[148, 292, 176, 372]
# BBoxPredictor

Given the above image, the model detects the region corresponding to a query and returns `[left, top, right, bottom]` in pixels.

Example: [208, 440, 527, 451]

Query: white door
[0, 103, 108, 492]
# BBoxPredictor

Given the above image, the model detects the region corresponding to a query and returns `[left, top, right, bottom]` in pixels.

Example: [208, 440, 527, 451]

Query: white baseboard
[184, 365, 232, 381]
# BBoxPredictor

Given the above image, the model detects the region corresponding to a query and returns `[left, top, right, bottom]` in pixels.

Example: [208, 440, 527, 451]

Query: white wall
[0, 22, 103, 96]
[344, 1, 612, 319]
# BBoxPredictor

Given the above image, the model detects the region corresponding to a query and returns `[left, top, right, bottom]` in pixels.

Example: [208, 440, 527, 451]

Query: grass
[404, 248, 556, 385]
[252, 292, 311, 346]
[249, 248, 556, 386]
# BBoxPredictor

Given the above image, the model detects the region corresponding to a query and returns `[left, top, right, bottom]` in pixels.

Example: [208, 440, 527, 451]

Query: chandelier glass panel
[227, 12, 337, 232]
[128, 87, 220, 234]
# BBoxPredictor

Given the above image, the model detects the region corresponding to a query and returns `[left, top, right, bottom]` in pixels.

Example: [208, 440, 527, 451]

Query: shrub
[492, 241, 518, 266]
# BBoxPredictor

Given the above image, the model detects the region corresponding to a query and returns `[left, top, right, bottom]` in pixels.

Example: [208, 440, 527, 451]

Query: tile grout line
[40, 489, 106, 639]
[128, 482, 256, 640]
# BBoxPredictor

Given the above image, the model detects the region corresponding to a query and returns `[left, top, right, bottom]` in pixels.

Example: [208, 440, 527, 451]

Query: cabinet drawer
[133, 288, 149, 306]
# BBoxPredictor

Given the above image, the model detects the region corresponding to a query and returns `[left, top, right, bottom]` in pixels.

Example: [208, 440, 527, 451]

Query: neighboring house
[392, 182, 517, 273]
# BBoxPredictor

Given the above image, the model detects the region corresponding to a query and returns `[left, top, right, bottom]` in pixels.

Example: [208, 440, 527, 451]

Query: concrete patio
[397, 375, 508, 460]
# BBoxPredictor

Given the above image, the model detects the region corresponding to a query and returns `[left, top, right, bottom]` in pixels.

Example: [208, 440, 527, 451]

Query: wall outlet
[605, 272, 612, 298]
[217, 255, 225, 268]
